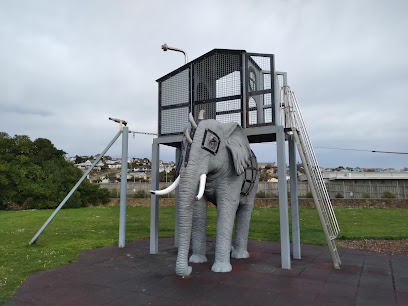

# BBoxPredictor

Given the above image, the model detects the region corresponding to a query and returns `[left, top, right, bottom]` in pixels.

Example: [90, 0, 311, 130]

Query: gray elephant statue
[151, 110, 259, 276]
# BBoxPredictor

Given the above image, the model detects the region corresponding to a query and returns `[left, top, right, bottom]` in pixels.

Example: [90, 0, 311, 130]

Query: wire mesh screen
[159, 67, 190, 135]
[161, 68, 189, 106]
[193, 52, 242, 123]
[276, 73, 285, 127]
[160, 107, 189, 135]
[246, 54, 274, 127]
[157, 49, 275, 136]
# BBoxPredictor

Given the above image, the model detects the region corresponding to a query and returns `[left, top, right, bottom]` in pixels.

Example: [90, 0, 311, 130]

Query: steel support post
[150, 139, 160, 254]
[276, 127, 291, 269]
[174, 147, 181, 247]
[118, 126, 129, 248]
[289, 134, 301, 259]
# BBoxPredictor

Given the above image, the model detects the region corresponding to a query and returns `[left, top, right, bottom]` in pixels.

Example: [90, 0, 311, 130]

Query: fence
[99, 180, 408, 199]
[325, 181, 408, 199]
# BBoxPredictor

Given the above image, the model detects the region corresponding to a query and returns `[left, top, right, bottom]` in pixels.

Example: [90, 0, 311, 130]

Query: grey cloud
[0, 0, 407, 169]
[1, 105, 53, 117]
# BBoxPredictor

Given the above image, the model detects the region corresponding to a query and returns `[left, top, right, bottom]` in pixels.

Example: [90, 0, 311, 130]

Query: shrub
[335, 192, 344, 198]
[381, 191, 396, 199]
[362, 193, 371, 199]
[256, 191, 267, 198]
[305, 191, 313, 198]
[110, 189, 119, 198]
[133, 190, 149, 198]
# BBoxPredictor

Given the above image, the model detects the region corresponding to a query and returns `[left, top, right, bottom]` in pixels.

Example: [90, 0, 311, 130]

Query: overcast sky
[1, 0, 407, 170]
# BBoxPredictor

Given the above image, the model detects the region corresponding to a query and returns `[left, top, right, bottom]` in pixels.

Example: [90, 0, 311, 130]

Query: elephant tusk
[185, 129, 193, 144]
[198, 109, 205, 120]
[195, 174, 207, 200]
[150, 176, 180, 195]
[188, 112, 198, 129]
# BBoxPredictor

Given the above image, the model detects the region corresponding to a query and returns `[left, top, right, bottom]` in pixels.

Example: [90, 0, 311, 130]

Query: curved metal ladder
[282, 86, 341, 269]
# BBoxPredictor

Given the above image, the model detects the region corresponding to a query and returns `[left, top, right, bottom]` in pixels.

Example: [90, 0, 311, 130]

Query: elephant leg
[212, 201, 238, 273]
[231, 202, 254, 259]
[189, 197, 208, 263]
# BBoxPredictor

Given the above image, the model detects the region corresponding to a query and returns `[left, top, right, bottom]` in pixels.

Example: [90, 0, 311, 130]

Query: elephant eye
[209, 137, 217, 149]
[201, 129, 220, 155]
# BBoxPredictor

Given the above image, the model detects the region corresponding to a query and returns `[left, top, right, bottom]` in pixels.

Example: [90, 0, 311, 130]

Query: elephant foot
[189, 254, 208, 263]
[211, 261, 232, 273]
[175, 265, 192, 277]
[231, 249, 249, 259]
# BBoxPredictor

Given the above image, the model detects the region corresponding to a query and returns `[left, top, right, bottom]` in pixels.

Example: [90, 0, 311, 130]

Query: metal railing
[283, 86, 340, 240]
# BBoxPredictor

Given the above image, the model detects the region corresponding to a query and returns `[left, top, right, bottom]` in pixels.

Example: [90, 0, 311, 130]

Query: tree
[75, 155, 84, 164]
[0, 133, 110, 210]
[31, 138, 66, 164]
[159, 169, 176, 182]
[259, 168, 272, 182]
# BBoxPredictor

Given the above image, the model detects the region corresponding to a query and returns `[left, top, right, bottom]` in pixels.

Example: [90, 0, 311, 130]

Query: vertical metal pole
[241, 53, 247, 129]
[397, 181, 400, 198]
[277, 127, 291, 269]
[289, 134, 301, 259]
[29, 131, 122, 245]
[274, 73, 281, 126]
[343, 181, 346, 198]
[174, 147, 181, 247]
[150, 139, 160, 254]
[118, 126, 128, 248]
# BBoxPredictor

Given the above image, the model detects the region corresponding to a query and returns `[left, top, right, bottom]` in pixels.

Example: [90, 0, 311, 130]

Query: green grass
[1, 206, 408, 304]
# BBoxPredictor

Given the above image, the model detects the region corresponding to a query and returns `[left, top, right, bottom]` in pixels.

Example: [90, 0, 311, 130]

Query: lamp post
[161, 43, 188, 64]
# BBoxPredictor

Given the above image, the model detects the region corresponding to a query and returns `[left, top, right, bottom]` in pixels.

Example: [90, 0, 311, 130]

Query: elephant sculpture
[151, 110, 259, 276]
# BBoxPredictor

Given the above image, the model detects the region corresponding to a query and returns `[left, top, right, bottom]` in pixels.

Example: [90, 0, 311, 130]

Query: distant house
[258, 162, 276, 169]
[159, 161, 175, 173]
[132, 166, 149, 172]
[105, 160, 121, 169]
[76, 160, 93, 170]
[130, 172, 148, 181]
[108, 164, 121, 169]
[132, 158, 151, 165]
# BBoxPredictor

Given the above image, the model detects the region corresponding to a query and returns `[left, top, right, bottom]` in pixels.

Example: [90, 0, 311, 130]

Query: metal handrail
[282, 86, 340, 239]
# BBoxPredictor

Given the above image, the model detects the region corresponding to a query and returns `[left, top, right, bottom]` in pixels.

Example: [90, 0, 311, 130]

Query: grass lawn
[1, 206, 408, 304]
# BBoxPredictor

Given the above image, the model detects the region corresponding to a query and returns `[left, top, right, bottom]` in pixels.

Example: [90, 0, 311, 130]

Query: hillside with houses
[67, 155, 408, 185]
[66, 156, 176, 183]
[66, 155, 408, 199]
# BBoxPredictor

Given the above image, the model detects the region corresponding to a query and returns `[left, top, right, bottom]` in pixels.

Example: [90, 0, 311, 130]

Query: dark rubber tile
[6, 238, 407, 306]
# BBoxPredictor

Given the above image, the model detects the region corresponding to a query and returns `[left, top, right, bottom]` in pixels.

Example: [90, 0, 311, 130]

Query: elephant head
[152, 110, 257, 276]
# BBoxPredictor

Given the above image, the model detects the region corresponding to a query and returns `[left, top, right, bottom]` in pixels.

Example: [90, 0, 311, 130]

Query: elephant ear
[225, 123, 252, 176]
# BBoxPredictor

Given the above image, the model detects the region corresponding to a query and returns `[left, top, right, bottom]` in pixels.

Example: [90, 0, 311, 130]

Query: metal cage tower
[150, 48, 340, 270]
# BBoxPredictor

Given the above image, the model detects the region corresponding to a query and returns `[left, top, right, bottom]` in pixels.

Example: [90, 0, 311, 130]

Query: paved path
[7, 238, 408, 305]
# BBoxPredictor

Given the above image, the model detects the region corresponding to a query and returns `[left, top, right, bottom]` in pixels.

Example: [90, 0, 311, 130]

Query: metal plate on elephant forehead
[201, 129, 220, 155]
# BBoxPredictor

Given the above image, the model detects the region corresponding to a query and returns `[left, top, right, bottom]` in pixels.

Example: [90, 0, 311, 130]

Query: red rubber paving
[6, 238, 408, 305]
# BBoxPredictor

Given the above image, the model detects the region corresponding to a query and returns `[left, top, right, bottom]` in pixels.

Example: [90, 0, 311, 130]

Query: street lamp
[161, 43, 188, 64]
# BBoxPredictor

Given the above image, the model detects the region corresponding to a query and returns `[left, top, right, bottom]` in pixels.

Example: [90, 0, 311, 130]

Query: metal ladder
[282, 86, 341, 269]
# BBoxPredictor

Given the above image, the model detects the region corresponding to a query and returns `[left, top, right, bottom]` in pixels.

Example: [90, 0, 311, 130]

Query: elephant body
[174, 116, 259, 276]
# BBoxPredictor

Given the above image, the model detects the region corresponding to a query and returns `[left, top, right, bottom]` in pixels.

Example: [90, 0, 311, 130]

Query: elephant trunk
[175, 161, 207, 276]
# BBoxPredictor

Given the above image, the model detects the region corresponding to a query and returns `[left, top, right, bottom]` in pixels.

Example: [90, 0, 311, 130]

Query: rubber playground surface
[6, 238, 408, 305]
